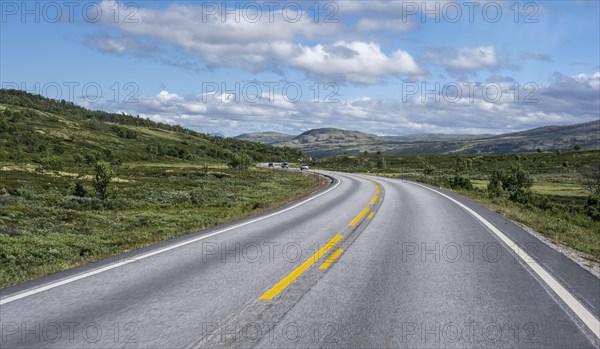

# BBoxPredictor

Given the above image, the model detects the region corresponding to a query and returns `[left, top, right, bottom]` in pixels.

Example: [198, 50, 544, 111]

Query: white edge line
[0, 175, 342, 305]
[411, 182, 600, 340]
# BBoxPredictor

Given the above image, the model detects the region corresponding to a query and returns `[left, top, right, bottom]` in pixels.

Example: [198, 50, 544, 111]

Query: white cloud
[424, 46, 518, 79]
[99, 72, 599, 137]
[86, 1, 423, 83]
[276, 41, 424, 83]
[426, 46, 497, 70]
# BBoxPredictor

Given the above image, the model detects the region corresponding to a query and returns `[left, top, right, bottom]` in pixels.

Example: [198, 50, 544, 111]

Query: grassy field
[313, 150, 600, 175]
[0, 163, 326, 288]
[0, 90, 325, 288]
[471, 177, 590, 197]
[440, 186, 599, 261]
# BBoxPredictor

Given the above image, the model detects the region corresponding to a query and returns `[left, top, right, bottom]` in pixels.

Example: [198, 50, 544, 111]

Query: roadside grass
[472, 177, 590, 197]
[0, 164, 326, 288]
[443, 187, 599, 261]
[314, 149, 600, 175]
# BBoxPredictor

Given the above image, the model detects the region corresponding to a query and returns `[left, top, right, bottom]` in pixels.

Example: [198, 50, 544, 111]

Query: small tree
[73, 182, 87, 197]
[574, 144, 582, 151]
[93, 162, 113, 200]
[376, 156, 387, 170]
[228, 153, 252, 170]
[487, 169, 504, 198]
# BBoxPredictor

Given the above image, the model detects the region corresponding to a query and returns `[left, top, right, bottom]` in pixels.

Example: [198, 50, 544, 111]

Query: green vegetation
[487, 165, 534, 203]
[0, 89, 307, 166]
[316, 151, 600, 260]
[0, 165, 324, 287]
[93, 162, 113, 200]
[0, 90, 324, 287]
[313, 150, 600, 175]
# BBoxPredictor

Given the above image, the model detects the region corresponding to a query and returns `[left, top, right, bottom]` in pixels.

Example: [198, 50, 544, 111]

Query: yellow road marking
[259, 234, 343, 300]
[369, 195, 378, 205]
[349, 207, 370, 226]
[319, 249, 344, 270]
[367, 212, 375, 219]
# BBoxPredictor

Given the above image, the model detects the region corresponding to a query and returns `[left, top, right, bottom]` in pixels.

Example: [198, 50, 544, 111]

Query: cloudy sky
[1, 0, 599, 136]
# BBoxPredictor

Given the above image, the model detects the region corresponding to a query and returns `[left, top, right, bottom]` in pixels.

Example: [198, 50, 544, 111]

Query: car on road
[300, 164, 309, 171]
[268, 162, 273, 168]
[281, 162, 289, 169]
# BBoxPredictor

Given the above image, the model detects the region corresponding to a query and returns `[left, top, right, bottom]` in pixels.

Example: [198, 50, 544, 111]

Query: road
[1, 171, 599, 348]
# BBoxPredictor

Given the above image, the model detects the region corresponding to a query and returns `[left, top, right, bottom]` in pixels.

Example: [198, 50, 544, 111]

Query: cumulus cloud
[83, 1, 424, 83]
[275, 41, 424, 83]
[99, 72, 599, 136]
[424, 46, 518, 79]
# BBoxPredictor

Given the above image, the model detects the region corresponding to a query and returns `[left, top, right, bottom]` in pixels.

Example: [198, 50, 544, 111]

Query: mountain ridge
[234, 121, 600, 158]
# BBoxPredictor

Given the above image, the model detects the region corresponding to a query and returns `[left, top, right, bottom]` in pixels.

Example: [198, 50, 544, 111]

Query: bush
[449, 175, 473, 190]
[73, 182, 87, 197]
[228, 153, 252, 170]
[423, 163, 435, 176]
[41, 156, 64, 171]
[584, 196, 600, 221]
[61, 196, 109, 210]
[488, 165, 534, 203]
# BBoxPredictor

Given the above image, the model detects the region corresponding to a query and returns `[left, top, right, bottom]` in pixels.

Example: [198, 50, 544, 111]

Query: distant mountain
[240, 122, 600, 158]
[235, 131, 294, 144]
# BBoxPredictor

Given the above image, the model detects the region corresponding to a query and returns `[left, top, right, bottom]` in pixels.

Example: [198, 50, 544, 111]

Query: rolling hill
[235, 131, 294, 144]
[0, 89, 306, 166]
[237, 122, 600, 158]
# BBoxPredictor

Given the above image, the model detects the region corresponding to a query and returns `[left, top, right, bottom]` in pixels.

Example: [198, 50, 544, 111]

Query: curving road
[1, 171, 599, 348]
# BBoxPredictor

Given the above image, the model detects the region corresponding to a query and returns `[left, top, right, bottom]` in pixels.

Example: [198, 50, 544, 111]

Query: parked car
[281, 162, 289, 169]
[300, 164, 309, 171]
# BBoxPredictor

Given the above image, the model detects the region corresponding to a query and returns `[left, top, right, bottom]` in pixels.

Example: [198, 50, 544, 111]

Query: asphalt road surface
[1, 171, 599, 348]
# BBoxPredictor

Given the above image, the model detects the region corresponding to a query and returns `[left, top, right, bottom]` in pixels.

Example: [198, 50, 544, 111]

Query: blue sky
[1, 0, 599, 136]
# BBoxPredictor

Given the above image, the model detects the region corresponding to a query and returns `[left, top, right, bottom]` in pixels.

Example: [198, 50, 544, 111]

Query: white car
[300, 164, 309, 170]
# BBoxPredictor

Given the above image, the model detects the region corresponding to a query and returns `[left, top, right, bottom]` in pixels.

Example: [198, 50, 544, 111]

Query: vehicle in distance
[268, 162, 274, 168]
[281, 162, 289, 169]
[300, 164, 309, 170]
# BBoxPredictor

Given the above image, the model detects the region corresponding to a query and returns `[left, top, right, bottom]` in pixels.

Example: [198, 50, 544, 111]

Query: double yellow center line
[259, 234, 343, 300]
[259, 181, 383, 301]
